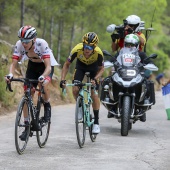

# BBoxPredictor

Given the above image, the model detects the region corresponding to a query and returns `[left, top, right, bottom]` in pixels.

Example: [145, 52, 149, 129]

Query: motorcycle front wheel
[121, 96, 131, 136]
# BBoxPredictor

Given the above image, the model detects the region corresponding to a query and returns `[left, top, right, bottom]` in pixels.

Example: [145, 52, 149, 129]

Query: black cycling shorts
[26, 60, 54, 87]
[72, 69, 99, 90]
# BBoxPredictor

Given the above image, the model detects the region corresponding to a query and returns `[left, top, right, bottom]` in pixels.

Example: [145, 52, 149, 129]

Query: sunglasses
[125, 43, 136, 47]
[83, 44, 94, 50]
[20, 38, 33, 44]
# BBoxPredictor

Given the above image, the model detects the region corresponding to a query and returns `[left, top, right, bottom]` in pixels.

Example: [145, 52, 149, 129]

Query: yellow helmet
[82, 32, 99, 46]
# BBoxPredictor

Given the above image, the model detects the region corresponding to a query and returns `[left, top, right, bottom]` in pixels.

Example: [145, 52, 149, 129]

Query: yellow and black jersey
[67, 43, 104, 71]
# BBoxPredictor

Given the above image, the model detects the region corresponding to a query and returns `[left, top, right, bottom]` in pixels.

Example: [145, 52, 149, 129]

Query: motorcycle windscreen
[117, 47, 141, 67]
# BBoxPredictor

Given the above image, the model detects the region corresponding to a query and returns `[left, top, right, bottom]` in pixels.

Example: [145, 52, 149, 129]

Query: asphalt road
[0, 91, 170, 170]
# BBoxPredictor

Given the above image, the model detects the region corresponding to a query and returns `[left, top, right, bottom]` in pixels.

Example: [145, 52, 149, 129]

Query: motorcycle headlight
[126, 69, 136, 76]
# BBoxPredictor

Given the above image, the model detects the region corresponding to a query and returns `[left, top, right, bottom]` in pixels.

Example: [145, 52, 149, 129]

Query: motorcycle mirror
[144, 53, 157, 62]
[102, 50, 113, 57]
[149, 53, 157, 59]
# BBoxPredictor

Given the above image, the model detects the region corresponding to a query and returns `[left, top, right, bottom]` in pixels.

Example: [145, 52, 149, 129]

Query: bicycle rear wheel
[15, 97, 30, 155]
[89, 114, 97, 142]
[36, 99, 50, 148]
[75, 96, 86, 148]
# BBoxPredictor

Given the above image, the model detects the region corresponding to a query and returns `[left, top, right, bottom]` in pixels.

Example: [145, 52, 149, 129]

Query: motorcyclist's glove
[60, 80, 66, 88]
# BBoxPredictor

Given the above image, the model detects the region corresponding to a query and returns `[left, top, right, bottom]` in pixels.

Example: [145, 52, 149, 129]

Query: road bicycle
[6, 78, 50, 154]
[63, 72, 97, 148]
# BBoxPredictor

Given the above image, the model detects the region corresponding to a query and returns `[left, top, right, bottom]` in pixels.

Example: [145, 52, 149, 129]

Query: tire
[121, 96, 131, 136]
[15, 97, 30, 155]
[89, 114, 97, 142]
[36, 98, 50, 148]
[75, 96, 86, 148]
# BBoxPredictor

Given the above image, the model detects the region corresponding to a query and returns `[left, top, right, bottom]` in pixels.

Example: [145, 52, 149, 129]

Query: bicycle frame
[65, 82, 95, 127]
[79, 83, 94, 127]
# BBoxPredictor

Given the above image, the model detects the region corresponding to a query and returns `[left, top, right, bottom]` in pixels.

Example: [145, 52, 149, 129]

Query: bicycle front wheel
[75, 96, 86, 148]
[36, 99, 50, 148]
[15, 97, 30, 155]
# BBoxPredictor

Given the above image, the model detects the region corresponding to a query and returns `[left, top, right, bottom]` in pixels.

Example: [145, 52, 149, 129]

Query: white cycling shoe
[92, 124, 100, 134]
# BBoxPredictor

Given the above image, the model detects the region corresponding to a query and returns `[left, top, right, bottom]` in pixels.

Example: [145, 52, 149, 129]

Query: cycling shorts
[72, 69, 99, 90]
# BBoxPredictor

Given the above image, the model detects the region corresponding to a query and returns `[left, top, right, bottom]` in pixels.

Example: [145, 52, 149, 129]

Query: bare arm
[42, 58, 51, 77]
[9, 59, 18, 75]
[111, 41, 119, 52]
[61, 60, 71, 80]
[94, 65, 104, 80]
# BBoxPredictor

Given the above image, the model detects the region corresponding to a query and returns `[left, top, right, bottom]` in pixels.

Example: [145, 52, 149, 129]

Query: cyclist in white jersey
[5, 25, 59, 141]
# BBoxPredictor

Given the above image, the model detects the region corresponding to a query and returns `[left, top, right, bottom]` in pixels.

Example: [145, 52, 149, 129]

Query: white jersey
[13, 38, 59, 66]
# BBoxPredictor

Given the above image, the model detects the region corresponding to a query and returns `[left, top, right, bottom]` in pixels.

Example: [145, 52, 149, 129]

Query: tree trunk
[50, 16, 54, 49]
[42, 8, 47, 39]
[37, 13, 41, 28]
[56, 19, 64, 63]
[20, 0, 25, 27]
[0, 1, 5, 26]
[69, 22, 75, 54]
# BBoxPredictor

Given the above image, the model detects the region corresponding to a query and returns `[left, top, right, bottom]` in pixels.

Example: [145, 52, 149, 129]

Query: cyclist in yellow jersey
[60, 32, 104, 134]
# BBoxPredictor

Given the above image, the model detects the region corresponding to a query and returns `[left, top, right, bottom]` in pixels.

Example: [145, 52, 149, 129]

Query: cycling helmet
[125, 15, 141, 32]
[82, 32, 99, 46]
[18, 25, 37, 39]
[124, 34, 139, 48]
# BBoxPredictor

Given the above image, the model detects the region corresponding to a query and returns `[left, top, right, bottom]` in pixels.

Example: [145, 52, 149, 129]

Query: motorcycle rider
[107, 34, 153, 122]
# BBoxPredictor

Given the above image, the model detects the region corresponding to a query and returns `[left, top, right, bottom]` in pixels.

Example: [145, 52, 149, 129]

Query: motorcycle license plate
[122, 53, 135, 64]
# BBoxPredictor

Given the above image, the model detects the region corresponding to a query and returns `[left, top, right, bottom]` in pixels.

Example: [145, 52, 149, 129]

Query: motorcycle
[100, 47, 158, 136]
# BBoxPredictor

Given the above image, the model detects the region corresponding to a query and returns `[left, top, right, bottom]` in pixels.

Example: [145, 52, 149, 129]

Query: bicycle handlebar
[62, 82, 98, 95]
[6, 78, 40, 93]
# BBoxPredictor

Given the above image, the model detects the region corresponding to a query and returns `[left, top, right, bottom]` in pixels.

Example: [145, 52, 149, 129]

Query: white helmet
[126, 15, 141, 25]
[125, 15, 141, 32]
[124, 34, 139, 48]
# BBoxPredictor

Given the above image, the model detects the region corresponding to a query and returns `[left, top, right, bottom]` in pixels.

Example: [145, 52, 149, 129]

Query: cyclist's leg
[90, 71, 100, 134]
[42, 66, 54, 122]
[20, 61, 39, 136]
[72, 69, 85, 120]
[72, 69, 85, 100]
[91, 91, 100, 134]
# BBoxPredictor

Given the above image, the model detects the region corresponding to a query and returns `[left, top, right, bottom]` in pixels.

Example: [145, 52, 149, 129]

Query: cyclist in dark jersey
[60, 32, 104, 134]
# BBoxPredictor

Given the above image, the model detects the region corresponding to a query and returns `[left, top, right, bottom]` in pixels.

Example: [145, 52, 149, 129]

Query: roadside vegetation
[0, 0, 170, 111]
